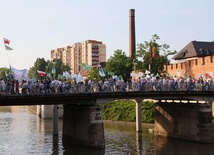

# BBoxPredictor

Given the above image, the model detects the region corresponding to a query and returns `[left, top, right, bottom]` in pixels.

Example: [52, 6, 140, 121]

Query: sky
[0, 0, 214, 70]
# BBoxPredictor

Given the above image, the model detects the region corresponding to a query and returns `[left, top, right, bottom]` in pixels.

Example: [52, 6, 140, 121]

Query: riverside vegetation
[99, 100, 155, 123]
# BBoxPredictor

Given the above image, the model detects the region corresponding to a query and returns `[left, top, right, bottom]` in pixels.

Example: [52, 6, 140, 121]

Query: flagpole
[3, 38, 13, 79]
[4, 49, 12, 80]
[5, 49, 11, 67]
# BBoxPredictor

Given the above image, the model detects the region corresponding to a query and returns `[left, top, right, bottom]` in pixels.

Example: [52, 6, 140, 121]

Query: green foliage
[50, 59, 70, 79]
[100, 100, 155, 123]
[28, 58, 47, 79]
[100, 100, 136, 122]
[28, 58, 70, 80]
[142, 101, 155, 123]
[104, 50, 135, 81]
[0, 67, 10, 80]
[136, 34, 177, 74]
[88, 68, 101, 82]
[103, 34, 176, 77]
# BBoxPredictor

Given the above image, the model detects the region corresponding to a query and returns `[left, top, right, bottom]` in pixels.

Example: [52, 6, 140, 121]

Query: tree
[51, 59, 70, 79]
[88, 68, 100, 82]
[0, 67, 10, 81]
[136, 34, 177, 74]
[104, 50, 133, 81]
[28, 58, 70, 80]
[28, 58, 47, 79]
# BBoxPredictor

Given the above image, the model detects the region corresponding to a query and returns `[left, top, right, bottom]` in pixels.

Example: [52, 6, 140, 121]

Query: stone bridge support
[63, 104, 105, 148]
[134, 99, 142, 132]
[154, 101, 214, 143]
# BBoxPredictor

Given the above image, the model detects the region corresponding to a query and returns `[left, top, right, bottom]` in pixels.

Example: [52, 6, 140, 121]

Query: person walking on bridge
[15, 80, 19, 94]
[0, 78, 6, 95]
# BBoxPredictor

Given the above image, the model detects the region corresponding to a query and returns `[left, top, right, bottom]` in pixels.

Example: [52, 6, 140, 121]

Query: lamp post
[133, 59, 137, 73]
[200, 48, 205, 78]
[52, 60, 58, 136]
[45, 66, 48, 78]
[52, 60, 56, 80]
[165, 56, 168, 74]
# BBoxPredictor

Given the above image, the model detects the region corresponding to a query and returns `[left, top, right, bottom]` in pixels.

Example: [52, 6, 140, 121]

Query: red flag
[3, 38, 10, 45]
[205, 73, 212, 78]
[37, 70, 46, 77]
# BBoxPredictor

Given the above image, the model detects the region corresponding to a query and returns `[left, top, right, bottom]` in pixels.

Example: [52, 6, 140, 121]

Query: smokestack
[129, 9, 136, 59]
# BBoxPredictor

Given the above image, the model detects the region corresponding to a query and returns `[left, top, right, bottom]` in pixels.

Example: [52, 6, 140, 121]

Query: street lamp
[52, 60, 58, 136]
[164, 56, 168, 74]
[45, 66, 48, 75]
[200, 48, 205, 77]
[133, 59, 137, 72]
[52, 60, 56, 79]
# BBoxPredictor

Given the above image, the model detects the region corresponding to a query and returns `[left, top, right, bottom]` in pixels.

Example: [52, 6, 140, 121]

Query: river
[0, 106, 214, 155]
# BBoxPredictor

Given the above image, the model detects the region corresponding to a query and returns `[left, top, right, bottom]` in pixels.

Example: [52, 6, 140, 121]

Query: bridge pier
[134, 99, 142, 132]
[53, 104, 58, 136]
[154, 101, 214, 143]
[37, 105, 63, 119]
[63, 104, 105, 148]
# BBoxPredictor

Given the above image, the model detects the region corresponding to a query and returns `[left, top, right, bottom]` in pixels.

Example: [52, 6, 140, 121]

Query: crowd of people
[0, 74, 213, 95]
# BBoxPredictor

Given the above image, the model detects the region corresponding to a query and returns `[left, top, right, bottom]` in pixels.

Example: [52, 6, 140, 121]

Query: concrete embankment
[28, 106, 37, 114]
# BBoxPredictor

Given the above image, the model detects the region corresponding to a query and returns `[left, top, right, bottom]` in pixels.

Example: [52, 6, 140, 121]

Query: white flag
[11, 67, 28, 82]
[98, 65, 105, 77]
[5, 45, 13, 51]
[76, 73, 83, 83]
[145, 70, 150, 75]
[63, 71, 70, 79]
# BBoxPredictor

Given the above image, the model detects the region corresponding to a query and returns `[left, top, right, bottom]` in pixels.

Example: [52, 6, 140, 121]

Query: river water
[1, 106, 214, 155]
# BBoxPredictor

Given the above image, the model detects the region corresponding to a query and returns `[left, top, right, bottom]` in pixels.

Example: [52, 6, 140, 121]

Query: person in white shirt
[151, 74, 157, 91]
[104, 79, 109, 91]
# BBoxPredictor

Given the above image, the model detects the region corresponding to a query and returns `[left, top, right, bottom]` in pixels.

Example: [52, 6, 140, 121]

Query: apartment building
[50, 40, 106, 74]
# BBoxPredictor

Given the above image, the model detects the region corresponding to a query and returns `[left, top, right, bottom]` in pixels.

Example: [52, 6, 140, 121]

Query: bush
[99, 99, 155, 123]
[142, 101, 155, 123]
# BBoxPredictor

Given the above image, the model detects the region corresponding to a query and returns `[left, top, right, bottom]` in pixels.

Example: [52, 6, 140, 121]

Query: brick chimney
[129, 9, 136, 58]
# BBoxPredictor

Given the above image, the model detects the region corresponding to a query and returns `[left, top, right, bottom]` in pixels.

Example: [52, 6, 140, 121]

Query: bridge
[0, 91, 214, 148]
[1, 91, 214, 105]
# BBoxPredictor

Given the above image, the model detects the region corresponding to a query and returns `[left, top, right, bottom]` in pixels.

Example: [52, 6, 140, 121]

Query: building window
[181, 63, 183, 69]
[188, 60, 191, 67]
[211, 56, 213, 63]
[171, 64, 173, 70]
[176, 64, 178, 69]
[202, 57, 205, 65]
[195, 59, 198, 65]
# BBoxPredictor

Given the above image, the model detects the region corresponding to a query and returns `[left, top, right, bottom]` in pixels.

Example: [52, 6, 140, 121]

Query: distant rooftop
[172, 41, 214, 60]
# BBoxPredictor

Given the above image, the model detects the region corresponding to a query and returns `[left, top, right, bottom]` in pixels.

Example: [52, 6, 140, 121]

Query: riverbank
[28, 105, 37, 114]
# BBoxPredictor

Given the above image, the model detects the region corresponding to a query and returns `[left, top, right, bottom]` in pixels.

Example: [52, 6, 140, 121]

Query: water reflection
[104, 121, 214, 155]
[1, 106, 214, 155]
[156, 137, 214, 155]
